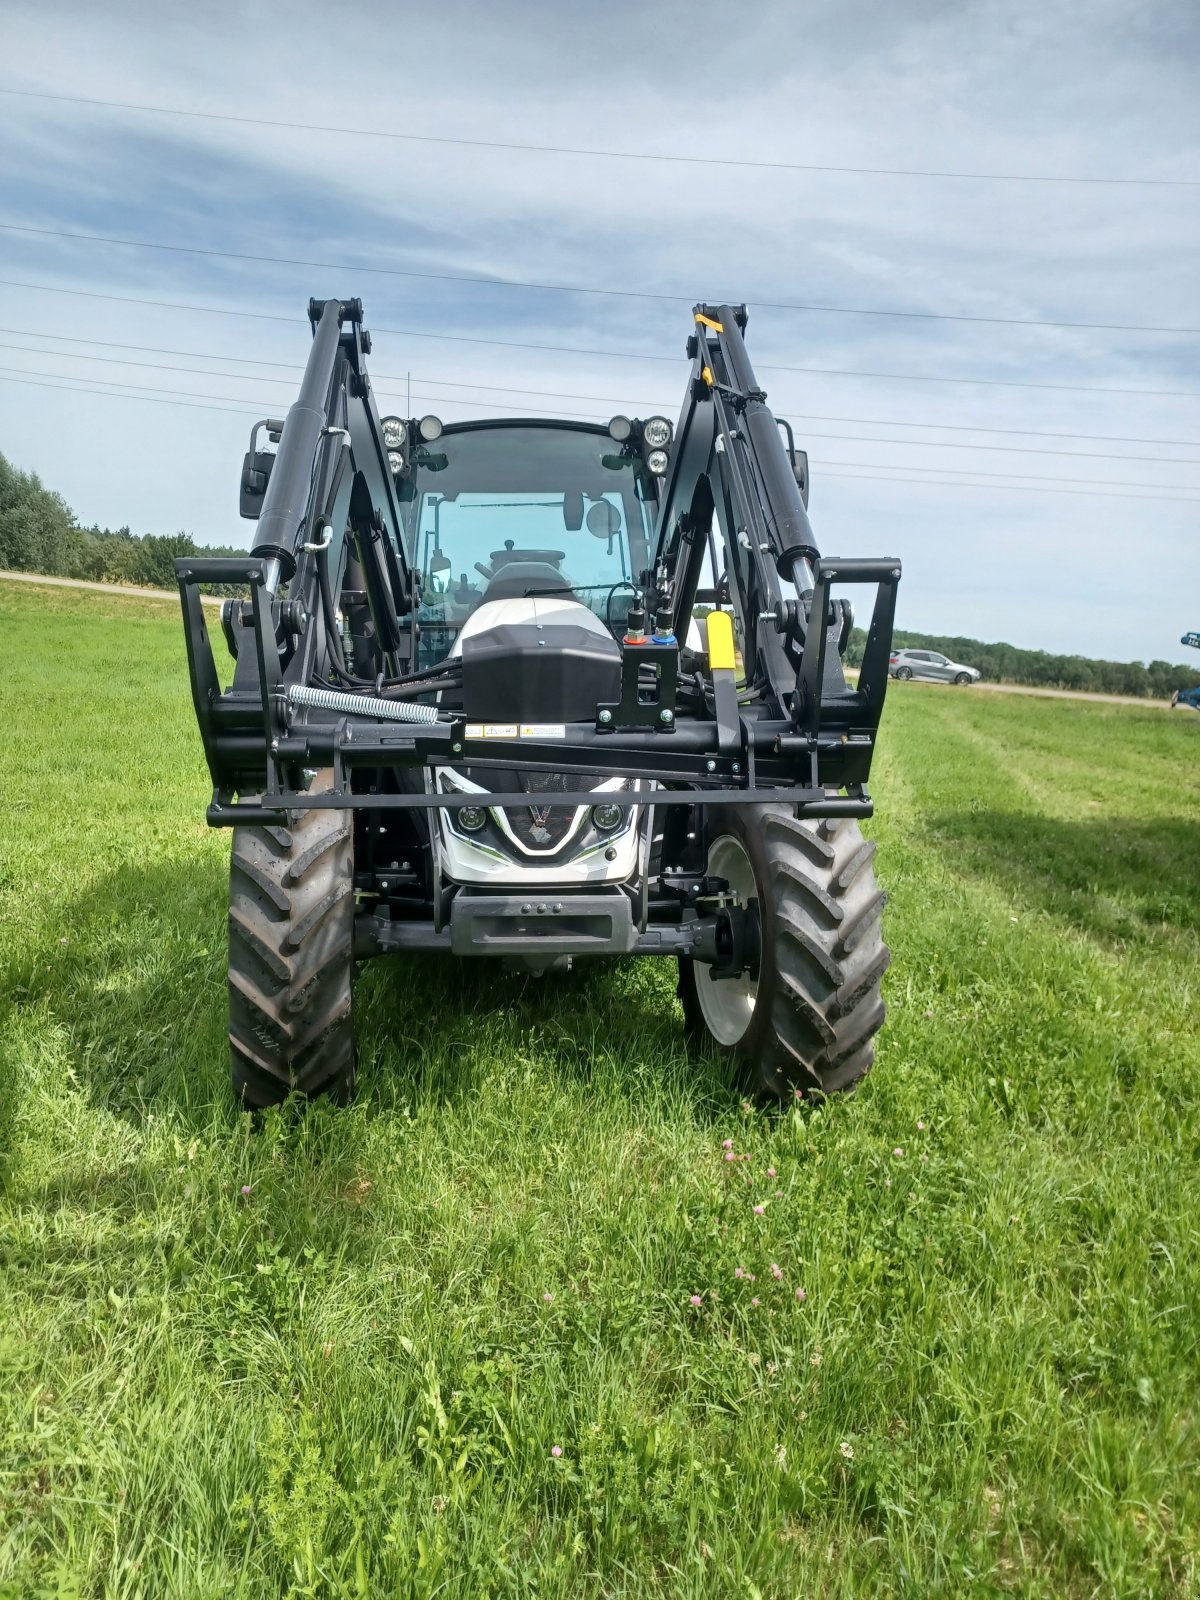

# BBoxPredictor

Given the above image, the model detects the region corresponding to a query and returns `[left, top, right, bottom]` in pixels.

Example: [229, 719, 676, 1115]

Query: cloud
[0, 0, 1196, 660]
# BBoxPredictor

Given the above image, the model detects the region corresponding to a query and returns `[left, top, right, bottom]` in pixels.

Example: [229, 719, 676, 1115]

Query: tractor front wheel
[227, 777, 356, 1108]
[679, 806, 889, 1097]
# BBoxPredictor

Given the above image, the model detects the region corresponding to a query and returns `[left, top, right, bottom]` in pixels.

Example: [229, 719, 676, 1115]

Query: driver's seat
[482, 561, 572, 601]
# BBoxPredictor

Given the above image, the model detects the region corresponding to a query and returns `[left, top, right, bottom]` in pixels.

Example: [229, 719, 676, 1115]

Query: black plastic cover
[461, 622, 621, 721]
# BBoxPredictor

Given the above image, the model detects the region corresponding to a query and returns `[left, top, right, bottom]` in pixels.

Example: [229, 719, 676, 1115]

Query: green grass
[1, 580, 1198, 1599]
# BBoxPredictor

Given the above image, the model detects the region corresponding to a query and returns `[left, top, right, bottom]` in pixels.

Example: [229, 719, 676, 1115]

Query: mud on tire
[679, 806, 890, 1097]
[227, 777, 355, 1108]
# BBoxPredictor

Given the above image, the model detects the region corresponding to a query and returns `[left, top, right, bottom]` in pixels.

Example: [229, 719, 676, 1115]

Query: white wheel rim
[693, 833, 759, 1046]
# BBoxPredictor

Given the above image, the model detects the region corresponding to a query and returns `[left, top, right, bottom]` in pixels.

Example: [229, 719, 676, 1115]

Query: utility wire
[15, 340, 1199, 465]
[2, 86, 1194, 189]
[3, 278, 1198, 400]
[5, 370, 1198, 504]
[817, 470, 1200, 503]
[0, 371, 262, 415]
[3, 221, 1195, 336]
[9, 326, 1200, 444]
[3, 360, 1196, 493]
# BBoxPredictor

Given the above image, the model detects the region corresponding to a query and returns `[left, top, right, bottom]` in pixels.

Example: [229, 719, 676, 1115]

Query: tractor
[176, 299, 900, 1106]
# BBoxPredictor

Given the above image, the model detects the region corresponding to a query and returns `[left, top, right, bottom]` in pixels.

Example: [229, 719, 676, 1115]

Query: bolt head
[452, 742, 463, 754]
[598, 709, 613, 726]
[659, 709, 674, 725]
[732, 762, 741, 774]
[706, 759, 717, 772]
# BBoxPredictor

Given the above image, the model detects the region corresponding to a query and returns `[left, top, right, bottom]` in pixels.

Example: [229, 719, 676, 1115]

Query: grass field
[1, 580, 1198, 1599]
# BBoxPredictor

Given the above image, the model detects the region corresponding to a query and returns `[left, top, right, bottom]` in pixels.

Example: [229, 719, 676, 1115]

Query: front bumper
[448, 892, 635, 957]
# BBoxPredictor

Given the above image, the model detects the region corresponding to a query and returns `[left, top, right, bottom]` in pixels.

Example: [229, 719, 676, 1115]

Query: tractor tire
[227, 779, 356, 1109]
[953, 672, 972, 685]
[895, 666, 913, 680]
[678, 806, 889, 1098]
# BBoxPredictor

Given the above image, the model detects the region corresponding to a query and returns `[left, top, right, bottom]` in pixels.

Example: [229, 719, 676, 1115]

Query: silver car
[889, 648, 980, 685]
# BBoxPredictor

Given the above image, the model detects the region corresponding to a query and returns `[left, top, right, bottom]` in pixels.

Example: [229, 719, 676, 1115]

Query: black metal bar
[207, 787, 873, 822]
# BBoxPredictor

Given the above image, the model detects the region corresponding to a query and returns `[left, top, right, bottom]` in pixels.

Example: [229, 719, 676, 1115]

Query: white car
[889, 648, 980, 685]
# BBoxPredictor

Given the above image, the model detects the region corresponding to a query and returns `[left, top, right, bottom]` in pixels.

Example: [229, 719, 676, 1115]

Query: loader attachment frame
[176, 298, 900, 827]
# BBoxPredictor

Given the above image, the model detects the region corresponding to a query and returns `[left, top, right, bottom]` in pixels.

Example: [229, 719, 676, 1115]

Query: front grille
[464, 767, 599, 855]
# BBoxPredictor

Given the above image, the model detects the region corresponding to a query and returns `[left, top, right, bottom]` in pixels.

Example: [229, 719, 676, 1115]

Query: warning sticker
[463, 723, 566, 740]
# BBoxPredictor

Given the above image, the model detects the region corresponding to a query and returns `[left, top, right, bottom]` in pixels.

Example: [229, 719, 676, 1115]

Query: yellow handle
[695, 312, 724, 332]
[706, 609, 736, 673]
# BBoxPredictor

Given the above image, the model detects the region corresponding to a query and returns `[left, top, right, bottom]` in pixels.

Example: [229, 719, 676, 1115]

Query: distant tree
[845, 622, 1200, 700]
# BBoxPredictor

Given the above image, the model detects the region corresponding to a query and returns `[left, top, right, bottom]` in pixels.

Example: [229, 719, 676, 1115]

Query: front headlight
[456, 805, 487, 832]
[592, 802, 623, 831]
[646, 448, 669, 476]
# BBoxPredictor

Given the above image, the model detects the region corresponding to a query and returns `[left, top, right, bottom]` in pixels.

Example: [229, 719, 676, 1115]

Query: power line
[0, 371, 261, 416]
[2, 86, 1194, 190]
[3, 358, 1196, 492]
[4, 222, 1196, 336]
[5, 369, 1198, 504]
[4, 278, 1199, 400]
[17, 325, 1199, 440]
[818, 470, 1200, 503]
[7, 340, 1200, 466]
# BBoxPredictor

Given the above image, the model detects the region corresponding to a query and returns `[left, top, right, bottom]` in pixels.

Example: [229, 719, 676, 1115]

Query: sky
[0, 0, 1197, 663]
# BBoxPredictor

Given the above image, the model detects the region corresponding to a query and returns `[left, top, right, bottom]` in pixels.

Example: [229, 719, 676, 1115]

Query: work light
[643, 416, 672, 449]
[646, 448, 669, 476]
[607, 415, 633, 442]
[381, 415, 405, 448]
[418, 415, 444, 442]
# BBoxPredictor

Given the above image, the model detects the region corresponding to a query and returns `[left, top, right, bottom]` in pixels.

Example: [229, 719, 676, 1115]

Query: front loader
[176, 298, 901, 1107]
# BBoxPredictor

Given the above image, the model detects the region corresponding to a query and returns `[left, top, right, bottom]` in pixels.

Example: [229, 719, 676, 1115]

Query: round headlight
[387, 449, 405, 476]
[643, 415, 672, 449]
[418, 414, 444, 442]
[592, 802, 623, 831]
[608, 414, 633, 442]
[646, 448, 669, 476]
[381, 415, 406, 448]
[456, 804, 487, 832]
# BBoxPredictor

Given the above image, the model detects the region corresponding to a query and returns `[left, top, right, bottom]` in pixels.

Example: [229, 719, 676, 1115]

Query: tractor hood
[451, 596, 622, 724]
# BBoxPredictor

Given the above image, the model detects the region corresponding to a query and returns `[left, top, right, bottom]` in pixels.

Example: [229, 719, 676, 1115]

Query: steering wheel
[489, 545, 567, 569]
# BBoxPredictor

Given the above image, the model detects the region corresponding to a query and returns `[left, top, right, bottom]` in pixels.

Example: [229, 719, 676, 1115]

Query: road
[0, 570, 221, 606]
[837, 667, 1172, 710]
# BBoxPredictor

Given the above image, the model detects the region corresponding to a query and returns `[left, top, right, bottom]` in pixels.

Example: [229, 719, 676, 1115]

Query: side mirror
[429, 551, 451, 575]
[585, 500, 621, 540]
[792, 447, 809, 510]
[776, 419, 809, 510]
[563, 488, 584, 531]
[239, 449, 274, 519]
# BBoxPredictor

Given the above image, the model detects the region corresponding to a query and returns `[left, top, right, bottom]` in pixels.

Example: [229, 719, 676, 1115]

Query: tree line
[0, 450, 243, 591]
[846, 626, 1200, 701]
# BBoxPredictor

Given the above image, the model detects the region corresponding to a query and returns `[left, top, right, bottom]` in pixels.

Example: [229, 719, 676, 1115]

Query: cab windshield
[404, 423, 656, 666]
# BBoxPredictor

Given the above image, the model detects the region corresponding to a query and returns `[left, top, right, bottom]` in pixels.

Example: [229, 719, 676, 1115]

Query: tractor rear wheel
[227, 777, 356, 1108]
[678, 806, 889, 1097]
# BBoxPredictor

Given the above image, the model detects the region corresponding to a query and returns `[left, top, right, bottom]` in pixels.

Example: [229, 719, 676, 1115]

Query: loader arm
[650, 304, 899, 740]
[175, 298, 900, 826]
